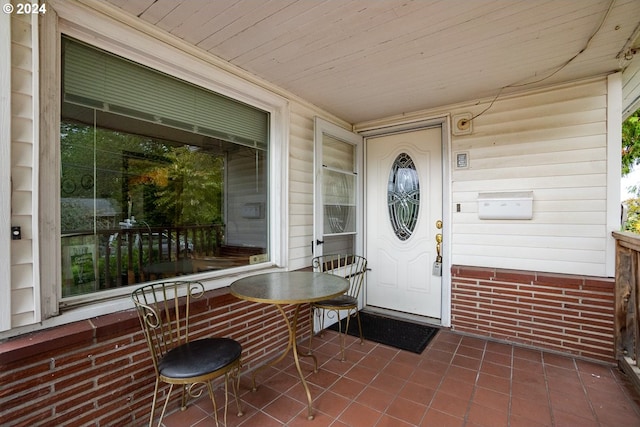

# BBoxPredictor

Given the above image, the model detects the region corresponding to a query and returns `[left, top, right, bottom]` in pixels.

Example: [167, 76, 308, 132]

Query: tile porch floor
[161, 329, 640, 427]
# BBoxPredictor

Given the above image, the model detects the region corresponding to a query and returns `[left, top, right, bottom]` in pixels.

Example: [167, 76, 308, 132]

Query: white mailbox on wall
[477, 191, 533, 220]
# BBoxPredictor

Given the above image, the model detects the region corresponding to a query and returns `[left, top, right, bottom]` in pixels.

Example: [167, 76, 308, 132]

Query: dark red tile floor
[161, 329, 640, 426]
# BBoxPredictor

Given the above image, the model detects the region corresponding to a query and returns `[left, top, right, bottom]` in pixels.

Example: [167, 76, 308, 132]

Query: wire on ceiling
[469, 0, 617, 123]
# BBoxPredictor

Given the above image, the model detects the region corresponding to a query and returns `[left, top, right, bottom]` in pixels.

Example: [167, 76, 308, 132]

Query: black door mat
[327, 311, 438, 354]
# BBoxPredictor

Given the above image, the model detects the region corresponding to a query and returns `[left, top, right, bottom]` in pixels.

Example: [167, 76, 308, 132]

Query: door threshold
[362, 306, 441, 327]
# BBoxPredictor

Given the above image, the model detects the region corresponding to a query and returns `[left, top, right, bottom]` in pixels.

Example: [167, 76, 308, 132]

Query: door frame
[360, 116, 452, 327]
[311, 117, 364, 334]
[313, 117, 364, 258]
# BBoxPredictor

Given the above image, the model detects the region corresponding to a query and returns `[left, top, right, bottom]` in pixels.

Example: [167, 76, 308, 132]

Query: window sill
[0, 264, 284, 341]
[0, 286, 237, 366]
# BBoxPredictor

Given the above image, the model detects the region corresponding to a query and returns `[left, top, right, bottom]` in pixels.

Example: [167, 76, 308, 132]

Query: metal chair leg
[355, 310, 364, 345]
[341, 311, 349, 361]
[149, 379, 161, 427]
[231, 365, 244, 417]
[206, 381, 220, 427]
[157, 383, 174, 427]
[180, 384, 188, 410]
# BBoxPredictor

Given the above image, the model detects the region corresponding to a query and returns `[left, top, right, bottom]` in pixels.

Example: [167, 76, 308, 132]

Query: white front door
[366, 127, 442, 318]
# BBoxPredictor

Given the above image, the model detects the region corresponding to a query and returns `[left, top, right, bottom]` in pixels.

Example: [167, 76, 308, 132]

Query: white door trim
[360, 116, 451, 327]
[313, 117, 364, 258]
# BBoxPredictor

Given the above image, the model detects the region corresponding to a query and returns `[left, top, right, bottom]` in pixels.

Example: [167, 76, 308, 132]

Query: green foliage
[622, 109, 640, 233]
[623, 198, 640, 233]
[61, 120, 227, 294]
[622, 110, 640, 176]
[152, 147, 224, 225]
[60, 120, 224, 232]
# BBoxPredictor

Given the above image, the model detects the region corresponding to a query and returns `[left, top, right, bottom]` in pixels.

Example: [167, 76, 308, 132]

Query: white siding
[288, 104, 315, 270]
[9, 11, 39, 328]
[1, 0, 356, 335]
[287, 105, 356, 270]
[450, 79, 611, 276]
[0, 10, 10, 331]
[4, 0, 621, 336]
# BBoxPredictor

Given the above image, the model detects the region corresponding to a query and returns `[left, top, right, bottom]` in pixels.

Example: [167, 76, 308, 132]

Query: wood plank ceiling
[102, 0, 640, 124]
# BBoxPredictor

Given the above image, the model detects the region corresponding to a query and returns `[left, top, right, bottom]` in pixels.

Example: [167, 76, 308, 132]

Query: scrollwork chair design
[131, 281, 243, 426]
[308, 254, 367, 361]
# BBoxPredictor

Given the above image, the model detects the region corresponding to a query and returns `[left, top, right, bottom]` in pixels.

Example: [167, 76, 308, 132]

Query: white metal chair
[308, 254, 367, 360]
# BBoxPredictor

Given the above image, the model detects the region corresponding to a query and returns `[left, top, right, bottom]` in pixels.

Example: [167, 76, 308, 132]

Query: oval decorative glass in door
[387, 153, 420, 240]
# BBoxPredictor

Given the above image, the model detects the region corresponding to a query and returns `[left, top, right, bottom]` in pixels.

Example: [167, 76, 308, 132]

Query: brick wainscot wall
[451, 266, 615, 363]
[1, 266, 616, 426]
[0, 288, 305, 427]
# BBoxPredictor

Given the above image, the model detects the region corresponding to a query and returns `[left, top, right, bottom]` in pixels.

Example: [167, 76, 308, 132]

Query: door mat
[328, 311, 438, 354]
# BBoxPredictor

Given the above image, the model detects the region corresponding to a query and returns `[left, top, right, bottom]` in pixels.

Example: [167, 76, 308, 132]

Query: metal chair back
[131, 280, 204, 374]
[312, 254, 367, 300]
[310, 254, 368, 360]
[131, 280, 243, 426]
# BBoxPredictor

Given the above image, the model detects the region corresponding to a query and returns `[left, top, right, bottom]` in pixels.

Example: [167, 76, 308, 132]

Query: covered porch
[3, 295, 640, 426]
[1, 250, 639, 426]
[161, 328, 640, 426]
[3, 0, 640, 425]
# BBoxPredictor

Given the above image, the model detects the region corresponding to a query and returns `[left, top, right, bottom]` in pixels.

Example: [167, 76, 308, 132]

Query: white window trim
[31, 0, 289, 330]
[606, 73, 622, 278]
[313, 117, 364, 257]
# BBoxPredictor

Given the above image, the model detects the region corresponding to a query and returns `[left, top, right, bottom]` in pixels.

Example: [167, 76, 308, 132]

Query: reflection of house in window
[60, 198, 119, 232]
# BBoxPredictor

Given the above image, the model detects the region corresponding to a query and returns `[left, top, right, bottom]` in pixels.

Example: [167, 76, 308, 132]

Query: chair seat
[159, 338, 241, 379]
[313, 294, 357, 308]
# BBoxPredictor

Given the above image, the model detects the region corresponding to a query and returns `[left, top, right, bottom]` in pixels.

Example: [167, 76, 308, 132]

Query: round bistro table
[230, 271, 349, 420]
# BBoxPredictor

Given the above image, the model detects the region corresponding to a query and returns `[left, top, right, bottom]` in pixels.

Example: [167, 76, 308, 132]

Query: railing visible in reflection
[613, 231, 640, 391]
[61, 224, 265, 295]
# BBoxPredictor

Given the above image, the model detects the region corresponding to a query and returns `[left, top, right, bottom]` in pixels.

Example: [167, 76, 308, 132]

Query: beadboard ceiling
[102, 0, 640, 124]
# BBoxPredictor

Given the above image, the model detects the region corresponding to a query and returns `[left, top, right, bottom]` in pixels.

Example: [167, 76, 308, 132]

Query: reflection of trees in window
[136, 147, 224, 226]
[60, 37, 270, 296]
[60, 120, 224, 233]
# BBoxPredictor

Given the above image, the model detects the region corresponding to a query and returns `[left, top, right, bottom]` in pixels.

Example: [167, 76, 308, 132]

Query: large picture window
[60, 37, 270, 297]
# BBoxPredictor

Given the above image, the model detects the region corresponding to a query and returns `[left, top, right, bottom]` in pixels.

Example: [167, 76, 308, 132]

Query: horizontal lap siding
[288, 106, 355, 271]
[452, 265, 614, 362]
[450, 79, 609, 276]
[0, 8, 9, 332]
[10, 11, 36, 328]
[288, 104, 315, 270]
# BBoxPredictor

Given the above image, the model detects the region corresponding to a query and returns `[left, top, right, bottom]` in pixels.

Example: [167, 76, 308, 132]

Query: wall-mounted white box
[477, 191, 533, 220]
[241, 202, 263, 219]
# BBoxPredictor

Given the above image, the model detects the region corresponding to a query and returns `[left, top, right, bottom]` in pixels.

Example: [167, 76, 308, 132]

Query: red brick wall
[1, 267, 617, 425]
[0, 287, 308, 427]
[451, 265, 615, 362]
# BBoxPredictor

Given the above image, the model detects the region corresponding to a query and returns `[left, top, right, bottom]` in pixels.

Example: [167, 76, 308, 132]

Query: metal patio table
[230, 271, 349, 420]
